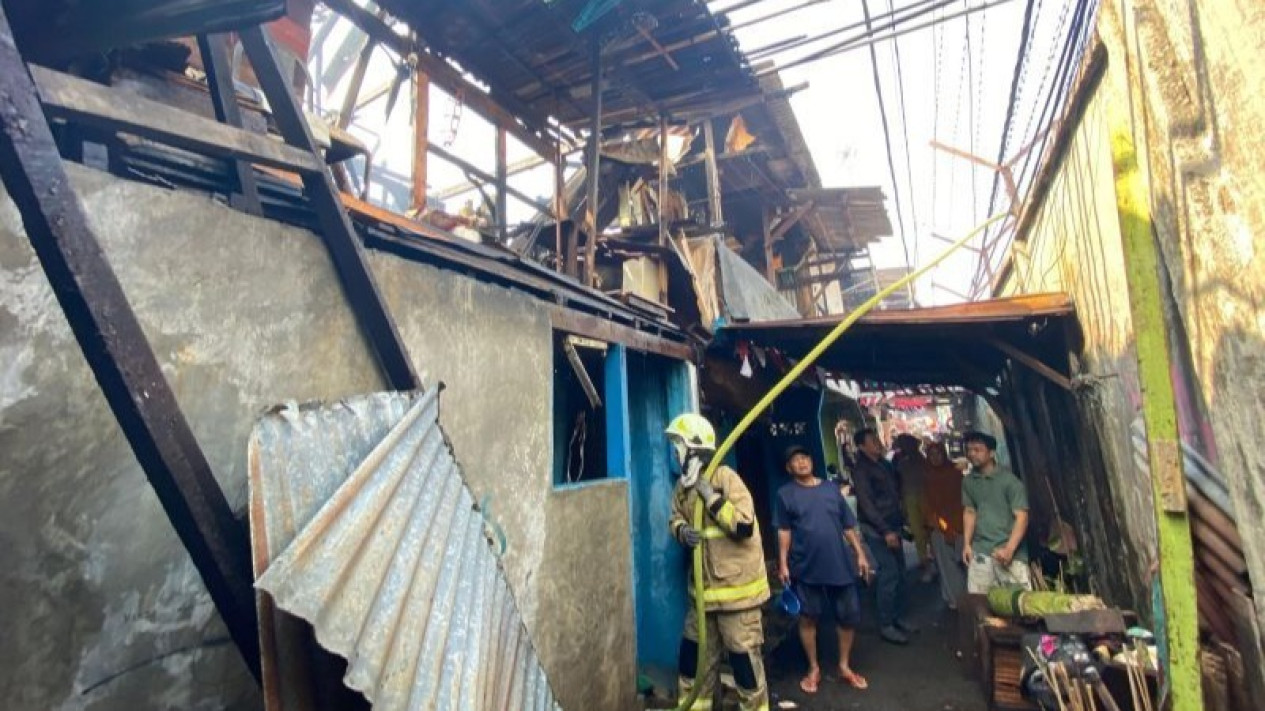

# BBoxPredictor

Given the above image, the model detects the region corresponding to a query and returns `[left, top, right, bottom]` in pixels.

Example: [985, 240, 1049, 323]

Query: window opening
[553, 333, 608, 485]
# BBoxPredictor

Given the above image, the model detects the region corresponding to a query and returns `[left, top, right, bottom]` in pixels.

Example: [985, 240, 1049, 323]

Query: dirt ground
[765, 571, 987, 711]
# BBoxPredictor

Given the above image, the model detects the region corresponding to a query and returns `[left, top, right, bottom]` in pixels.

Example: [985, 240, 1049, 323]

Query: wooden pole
[703, 118, 723, 226]
[1107, 70, 1202, 711]
[555, 134, 566, 273]
[658, 113, 670, 247]
[762, 204, 776, 283]
[496, 124, 508, 242]
[410, 69, 429, 212]
[582, 40, 603, 285]
[657, 112, 670, 303]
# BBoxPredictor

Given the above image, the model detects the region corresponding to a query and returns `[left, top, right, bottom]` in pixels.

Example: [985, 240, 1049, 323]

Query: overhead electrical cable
[747, 0, 956, 62]
[859, 0, 916, 294]
[965, 11, 978, 224]
[931, 3, 944, 231]
[887, 0, 921, 271]
[971, 0, 1097, 294]
[981, 0, 1038, 244]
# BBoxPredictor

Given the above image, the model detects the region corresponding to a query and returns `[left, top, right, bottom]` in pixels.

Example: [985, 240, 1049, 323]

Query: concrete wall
[0, 163, 636, 710]
[1001, 0, 1265, 664]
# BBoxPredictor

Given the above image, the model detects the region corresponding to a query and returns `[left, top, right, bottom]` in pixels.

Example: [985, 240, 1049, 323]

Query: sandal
[838, 666, 869, 690]
[799, 668, 821, 694]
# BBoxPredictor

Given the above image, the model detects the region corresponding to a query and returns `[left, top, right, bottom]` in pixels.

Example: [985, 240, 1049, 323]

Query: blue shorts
[796, 583, 861, 628]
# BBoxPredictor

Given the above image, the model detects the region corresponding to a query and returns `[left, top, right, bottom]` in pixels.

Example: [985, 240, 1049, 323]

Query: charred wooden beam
[31, 64, 324, 175]
[410, 68, 429, 211]
[550, 307, 693, 362]
[770, 201, 816, 243]
[703, 119, 723, 226]
[988, 336, 1074, 391]
[429, 143, 549, 211]
[0, 7, 260, 680]
[239, 25, 419, 391]
[581, 40, 603, 286]
[197, 32, 262, 215]
[336, 15, 380, 131]
[496, 125, 508, 242]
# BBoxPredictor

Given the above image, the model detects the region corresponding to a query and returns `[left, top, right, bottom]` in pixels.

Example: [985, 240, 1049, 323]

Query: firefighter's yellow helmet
[664, 413, 717, 451]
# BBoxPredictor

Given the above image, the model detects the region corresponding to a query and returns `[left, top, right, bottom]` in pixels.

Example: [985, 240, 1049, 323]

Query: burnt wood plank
[31, 64, 324, 175]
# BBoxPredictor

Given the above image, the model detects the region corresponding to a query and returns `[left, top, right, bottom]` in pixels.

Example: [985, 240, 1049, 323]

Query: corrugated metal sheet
[715, 238, 800, 323]
[249, 389, 561, 711]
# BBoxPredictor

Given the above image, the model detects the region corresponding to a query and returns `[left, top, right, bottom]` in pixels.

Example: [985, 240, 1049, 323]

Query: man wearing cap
[775, 444, 872, 694]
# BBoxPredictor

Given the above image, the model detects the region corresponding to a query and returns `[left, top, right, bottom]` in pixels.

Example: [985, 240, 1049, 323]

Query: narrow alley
[0, 1, 1262, 711]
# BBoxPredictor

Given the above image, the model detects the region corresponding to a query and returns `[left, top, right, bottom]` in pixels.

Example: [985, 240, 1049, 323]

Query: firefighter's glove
[678, 524, 701, 548]
[693, 477, 716, 502]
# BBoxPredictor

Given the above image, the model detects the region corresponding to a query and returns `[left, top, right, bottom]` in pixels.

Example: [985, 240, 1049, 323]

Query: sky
[310, 0, 1077, 306]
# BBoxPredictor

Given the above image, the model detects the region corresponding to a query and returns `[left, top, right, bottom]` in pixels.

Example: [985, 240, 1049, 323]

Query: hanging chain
[443, 87, 464, 148]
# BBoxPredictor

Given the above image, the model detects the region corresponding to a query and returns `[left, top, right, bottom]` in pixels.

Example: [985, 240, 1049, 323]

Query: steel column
[239, 25, 419, 391]
[582, 39, 603, 286]
[0, 7, 260, 680]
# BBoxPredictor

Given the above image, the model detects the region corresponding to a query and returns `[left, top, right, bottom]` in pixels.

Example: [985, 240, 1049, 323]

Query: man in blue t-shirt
[776, 445, 873, 695]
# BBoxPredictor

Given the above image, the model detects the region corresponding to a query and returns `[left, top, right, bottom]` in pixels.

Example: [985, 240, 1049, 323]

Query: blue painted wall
[626, 354, 691, 688]
[606, 345, 631, 480]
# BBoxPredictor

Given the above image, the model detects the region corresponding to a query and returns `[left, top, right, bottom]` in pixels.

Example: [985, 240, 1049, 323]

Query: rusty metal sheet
[249, 389, 561, 711]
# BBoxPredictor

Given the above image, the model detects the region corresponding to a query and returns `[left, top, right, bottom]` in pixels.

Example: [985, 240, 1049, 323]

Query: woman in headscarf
[922, 440, 968, 609]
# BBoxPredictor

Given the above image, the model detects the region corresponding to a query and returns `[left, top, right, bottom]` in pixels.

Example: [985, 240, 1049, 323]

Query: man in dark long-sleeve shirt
[852, 428, 914, 644]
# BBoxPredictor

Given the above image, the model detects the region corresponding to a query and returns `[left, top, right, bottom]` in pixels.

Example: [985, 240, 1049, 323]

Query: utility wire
[965, 11, 978, 224]
[971, 0, 1097, 294]
[931, 3, 944, 230]
[746, 0, 953, 61]
[860, 0, 915, 300]
[982, 0, 1037, 234]
[887, 0, 921, 272]
[758, 0, 1020, 72]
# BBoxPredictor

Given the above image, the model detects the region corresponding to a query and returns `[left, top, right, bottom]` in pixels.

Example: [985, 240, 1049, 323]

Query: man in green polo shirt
[960, 431, 1032, 593]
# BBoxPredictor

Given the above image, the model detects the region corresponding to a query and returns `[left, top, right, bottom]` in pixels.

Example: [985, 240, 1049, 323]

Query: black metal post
[196, 32, 263, 215]
[238, 25, 419, 391]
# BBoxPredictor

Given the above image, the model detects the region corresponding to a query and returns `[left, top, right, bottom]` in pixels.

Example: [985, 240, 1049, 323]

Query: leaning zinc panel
[249, 388, 562, 710]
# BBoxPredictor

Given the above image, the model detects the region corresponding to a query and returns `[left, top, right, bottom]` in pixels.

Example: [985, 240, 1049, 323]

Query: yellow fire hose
[676, 212, 1007, 711]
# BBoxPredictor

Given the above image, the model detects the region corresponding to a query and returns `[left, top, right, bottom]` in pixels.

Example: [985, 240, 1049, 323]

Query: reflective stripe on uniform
[714, 500, 737, 528]
[689, 576, 770, 604]
[700, 526, 727, 539]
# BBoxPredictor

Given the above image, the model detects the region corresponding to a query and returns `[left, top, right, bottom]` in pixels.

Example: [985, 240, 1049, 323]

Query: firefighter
[666, 414, 770, 711]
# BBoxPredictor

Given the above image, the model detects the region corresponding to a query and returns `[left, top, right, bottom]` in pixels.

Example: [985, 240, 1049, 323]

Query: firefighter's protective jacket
[669, 465, 770, 612]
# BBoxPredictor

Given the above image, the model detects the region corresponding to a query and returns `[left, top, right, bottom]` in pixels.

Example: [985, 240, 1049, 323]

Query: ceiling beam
[988, 336, 1074, 391]
[321, 0, 563, 160]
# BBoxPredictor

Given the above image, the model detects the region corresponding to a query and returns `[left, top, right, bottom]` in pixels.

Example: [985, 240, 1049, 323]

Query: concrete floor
[765, 571, 987, 711]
